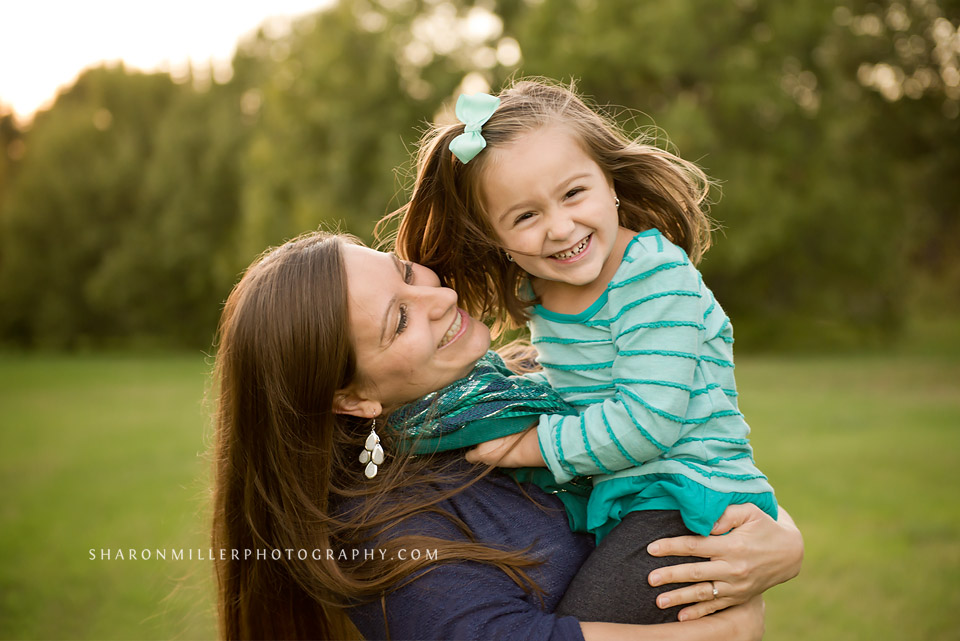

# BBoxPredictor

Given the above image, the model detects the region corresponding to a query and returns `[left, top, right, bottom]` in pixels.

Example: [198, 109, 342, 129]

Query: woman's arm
[581, 596, 764, 641]
[645, 503, 803, 621]
[348, 549, 765, 641]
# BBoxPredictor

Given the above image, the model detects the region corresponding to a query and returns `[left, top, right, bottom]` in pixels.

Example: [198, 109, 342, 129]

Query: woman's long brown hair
[211, 231, 543, 639]
[380, 78, 714, 336]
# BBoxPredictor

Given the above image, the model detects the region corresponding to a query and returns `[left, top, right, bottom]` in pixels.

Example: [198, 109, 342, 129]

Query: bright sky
[0, 0, 333, 123]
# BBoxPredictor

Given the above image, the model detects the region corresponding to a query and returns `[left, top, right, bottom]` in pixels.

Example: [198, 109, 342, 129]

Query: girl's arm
[465, 425, 543, 467]
[536, 249, 707, 483]
[469, 250, 710, 474]
[646, 503, 804, 621]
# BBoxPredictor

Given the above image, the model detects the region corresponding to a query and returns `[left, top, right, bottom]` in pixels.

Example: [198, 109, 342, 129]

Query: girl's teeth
[439, 312, 462, 347]
[553, 235, 590, 259]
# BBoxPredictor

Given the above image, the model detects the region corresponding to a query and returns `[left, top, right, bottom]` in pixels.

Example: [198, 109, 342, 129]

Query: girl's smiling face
[481, 125, 621, 294]
[336, 244, 491, 416]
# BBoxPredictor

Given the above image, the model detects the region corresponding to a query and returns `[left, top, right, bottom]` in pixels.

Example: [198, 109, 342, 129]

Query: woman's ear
[333, 388, 382, 419]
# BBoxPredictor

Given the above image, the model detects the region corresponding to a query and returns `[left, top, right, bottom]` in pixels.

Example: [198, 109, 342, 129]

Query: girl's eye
[403, 261, 413, 284]
[513, 211, 535, 226]
[396, 304, 408, 335]
[565, 187, 584, 199]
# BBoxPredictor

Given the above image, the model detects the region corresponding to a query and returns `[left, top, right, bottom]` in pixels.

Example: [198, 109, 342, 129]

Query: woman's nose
[417, 284, 457, 319]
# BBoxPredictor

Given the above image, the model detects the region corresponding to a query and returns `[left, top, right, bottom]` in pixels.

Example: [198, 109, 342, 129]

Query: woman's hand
[646, 504, 803, 621]
[465, 428, 545, 467]
[701, 595, 765, 641]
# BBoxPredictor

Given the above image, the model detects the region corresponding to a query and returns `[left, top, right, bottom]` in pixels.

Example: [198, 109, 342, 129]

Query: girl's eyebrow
[559, 172, 592, 189]
[497, 200, 536, 224]
[495, 172, 593, 224]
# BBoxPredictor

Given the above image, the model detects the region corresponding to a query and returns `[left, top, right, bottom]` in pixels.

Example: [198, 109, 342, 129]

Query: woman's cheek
[406, 334, 430, 372]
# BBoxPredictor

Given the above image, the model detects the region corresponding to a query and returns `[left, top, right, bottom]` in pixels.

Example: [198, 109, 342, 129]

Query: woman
[211, 231, 802, 640]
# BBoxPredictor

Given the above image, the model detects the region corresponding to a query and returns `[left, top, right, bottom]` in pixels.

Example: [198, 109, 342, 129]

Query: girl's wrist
[522, 429, 546, 466]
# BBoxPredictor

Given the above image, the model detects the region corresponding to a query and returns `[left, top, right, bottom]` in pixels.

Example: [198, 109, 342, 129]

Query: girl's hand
[465, 429, 545, 467]
[646, 504, 803, 621]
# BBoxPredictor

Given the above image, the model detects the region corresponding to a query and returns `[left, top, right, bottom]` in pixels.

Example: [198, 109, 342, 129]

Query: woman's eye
[403, 261, 413, 284]
[396, 304, 408, 335]
[565, 188, 583, 199]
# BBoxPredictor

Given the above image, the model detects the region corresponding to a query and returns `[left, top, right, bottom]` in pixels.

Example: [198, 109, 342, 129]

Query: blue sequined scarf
[384, 351, 577, 454]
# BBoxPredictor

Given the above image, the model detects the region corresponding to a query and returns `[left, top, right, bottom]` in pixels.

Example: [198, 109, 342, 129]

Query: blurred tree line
[0, 0, 956, 350]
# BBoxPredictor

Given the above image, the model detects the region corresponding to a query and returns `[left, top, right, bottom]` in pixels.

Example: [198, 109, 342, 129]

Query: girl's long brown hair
[211, 231, 543, 640]
[380, 78, 714, 336]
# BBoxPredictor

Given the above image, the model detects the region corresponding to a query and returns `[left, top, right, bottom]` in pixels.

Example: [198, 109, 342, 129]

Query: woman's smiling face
[337, 244, 491, 415]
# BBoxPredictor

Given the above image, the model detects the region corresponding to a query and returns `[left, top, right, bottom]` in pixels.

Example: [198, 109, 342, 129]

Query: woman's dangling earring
[505, 251, 514, 263]
[615, 196, 621, 209]
[359, 418, 385, 479]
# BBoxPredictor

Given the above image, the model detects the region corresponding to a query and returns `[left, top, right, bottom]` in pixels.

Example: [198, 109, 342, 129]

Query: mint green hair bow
[448, 93, 501, 164]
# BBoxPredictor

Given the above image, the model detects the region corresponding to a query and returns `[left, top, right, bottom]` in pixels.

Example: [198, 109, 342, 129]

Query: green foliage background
[1, 3, 958, 638]
[1, 0, 957, 351]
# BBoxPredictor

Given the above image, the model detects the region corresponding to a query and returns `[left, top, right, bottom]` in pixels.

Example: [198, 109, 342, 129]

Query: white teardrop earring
[614, 196, 621, 209]
[359, 419, 385, 479]
[505, 252, 514, 263]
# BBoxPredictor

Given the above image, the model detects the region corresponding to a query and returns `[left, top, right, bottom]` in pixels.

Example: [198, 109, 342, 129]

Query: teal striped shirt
[531, 229, 777, 538]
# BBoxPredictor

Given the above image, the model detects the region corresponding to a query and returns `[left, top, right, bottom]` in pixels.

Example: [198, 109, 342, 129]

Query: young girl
[390, 79, 778, 623]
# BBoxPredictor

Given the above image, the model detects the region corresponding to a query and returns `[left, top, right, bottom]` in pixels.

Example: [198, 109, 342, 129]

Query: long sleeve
[347, 466, 593, 641]
[350, 555, 585, 641]
[521, 370, 551, 387]
[536, 244, 733, 484]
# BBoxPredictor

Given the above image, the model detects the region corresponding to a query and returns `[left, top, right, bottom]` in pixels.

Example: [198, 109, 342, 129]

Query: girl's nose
[546, 214, 576, 242]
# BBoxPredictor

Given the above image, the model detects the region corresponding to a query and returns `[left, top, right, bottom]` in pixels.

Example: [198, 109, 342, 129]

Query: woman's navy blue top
[347, 465, 595, 641]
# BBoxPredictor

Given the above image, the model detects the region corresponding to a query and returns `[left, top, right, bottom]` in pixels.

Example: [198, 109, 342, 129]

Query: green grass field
[1, 339, 959, 640]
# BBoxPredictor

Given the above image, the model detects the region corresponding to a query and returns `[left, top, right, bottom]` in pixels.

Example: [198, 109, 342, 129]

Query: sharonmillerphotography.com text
[89, 547, 439, 562]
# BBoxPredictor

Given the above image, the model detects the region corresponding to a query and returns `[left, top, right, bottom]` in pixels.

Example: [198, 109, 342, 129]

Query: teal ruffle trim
[588, 473, 778, 540]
